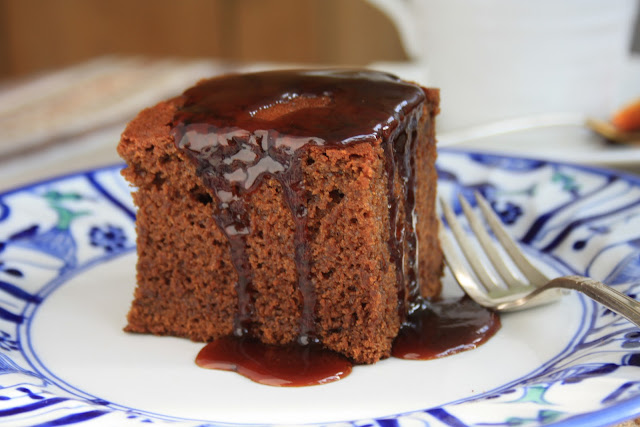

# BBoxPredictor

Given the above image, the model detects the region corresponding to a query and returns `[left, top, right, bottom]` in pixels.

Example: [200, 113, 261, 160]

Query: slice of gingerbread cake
[117, 69, 442, 364]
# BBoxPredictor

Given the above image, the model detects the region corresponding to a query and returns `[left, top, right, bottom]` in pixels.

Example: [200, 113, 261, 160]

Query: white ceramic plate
[1, 149, 640, 426]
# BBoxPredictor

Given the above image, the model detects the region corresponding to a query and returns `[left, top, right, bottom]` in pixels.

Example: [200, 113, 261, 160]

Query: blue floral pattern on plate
[0, 149, 640, 426]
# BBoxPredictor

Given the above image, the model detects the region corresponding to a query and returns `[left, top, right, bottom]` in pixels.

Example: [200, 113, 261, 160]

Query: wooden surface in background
[0, 0, 407, 79]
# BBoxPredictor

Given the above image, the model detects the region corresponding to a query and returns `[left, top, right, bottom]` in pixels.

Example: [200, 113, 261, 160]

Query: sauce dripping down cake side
[118, 69, 444, 364]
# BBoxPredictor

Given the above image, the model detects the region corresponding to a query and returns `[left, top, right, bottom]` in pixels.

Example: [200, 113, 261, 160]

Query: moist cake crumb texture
[118, 69, 443, 364]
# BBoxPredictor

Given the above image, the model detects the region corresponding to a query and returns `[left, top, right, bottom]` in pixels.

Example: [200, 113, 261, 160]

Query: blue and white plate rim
[0, 147, 640, 426]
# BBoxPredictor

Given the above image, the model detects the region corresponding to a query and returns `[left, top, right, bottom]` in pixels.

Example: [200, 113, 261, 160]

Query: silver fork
[438, 192, 640, 328]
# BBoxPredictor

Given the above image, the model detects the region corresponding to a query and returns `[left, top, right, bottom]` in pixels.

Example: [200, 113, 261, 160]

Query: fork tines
[439, 192, 548, 297]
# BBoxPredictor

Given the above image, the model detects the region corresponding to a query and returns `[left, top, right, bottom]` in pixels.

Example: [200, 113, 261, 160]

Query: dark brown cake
[118, 69, 442, 364]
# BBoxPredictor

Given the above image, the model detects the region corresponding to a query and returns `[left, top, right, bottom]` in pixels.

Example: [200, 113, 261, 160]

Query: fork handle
[545, 275, 640, 328]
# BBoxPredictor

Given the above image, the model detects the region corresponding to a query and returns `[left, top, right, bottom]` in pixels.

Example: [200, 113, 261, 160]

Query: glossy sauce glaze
[392, 296, 501, 360]
[196, 296, 501, 386]
[172, 69, 426, 342]
[196, 336, 352, 387]
[175, 70, 501, 387]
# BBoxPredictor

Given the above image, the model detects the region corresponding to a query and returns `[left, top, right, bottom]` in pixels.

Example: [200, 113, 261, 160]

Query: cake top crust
[168, 70, 428, 341]
[172, 69, 425, 145]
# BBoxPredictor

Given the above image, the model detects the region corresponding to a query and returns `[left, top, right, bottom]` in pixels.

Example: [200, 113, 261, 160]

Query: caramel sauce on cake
[172, 70, 425, 343]
[119, 68, 500, 377]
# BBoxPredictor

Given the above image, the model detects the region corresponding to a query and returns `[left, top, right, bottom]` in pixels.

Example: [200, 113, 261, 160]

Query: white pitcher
[367, 0, 639, 131]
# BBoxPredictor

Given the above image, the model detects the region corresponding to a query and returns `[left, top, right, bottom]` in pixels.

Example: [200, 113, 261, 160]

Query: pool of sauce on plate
[196, 336, 352, 387]
[196, 296, 501, 387]
[391, 296, 501, 360]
